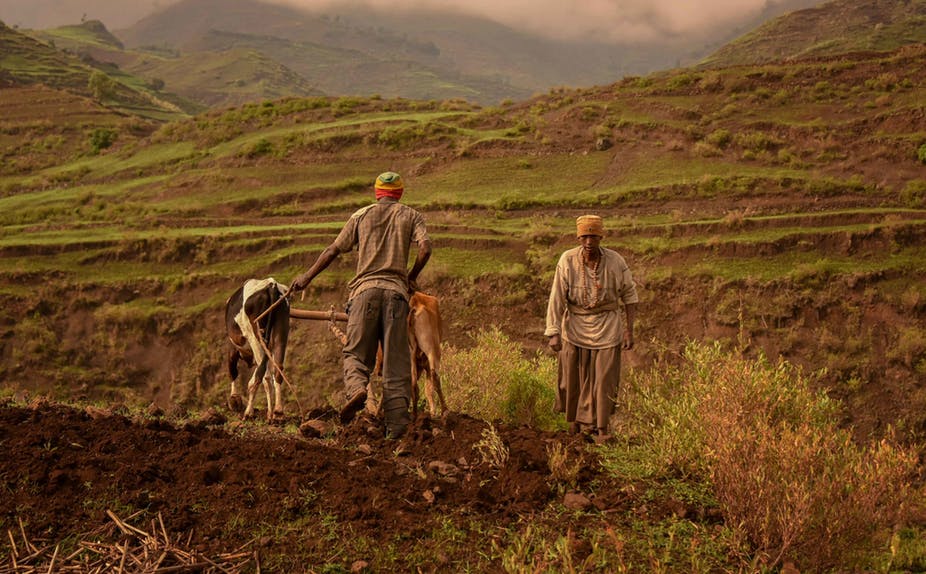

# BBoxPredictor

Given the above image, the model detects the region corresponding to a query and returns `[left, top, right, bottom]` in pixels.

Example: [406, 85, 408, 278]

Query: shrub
[611, 342, 916, 571]
[705, 129, 731, 149]
[692, 141, 721, 157]
[733, 132, 784, 153]
[889, 327, 926, 368]
[247, 138, 273, 158]
[474, 424, 509, 467]
[89, 128, 117, 153]
[917, 143, 926, 165]
[899, 179, 926, 207]
[698, 72, 724, 92]
[442, 327, 560, 430]
[667, 73, 696, 91]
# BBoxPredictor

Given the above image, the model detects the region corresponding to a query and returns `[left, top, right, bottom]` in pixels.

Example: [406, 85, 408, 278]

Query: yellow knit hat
[576, 215, 604, 237]
[375, 171, 404, 191]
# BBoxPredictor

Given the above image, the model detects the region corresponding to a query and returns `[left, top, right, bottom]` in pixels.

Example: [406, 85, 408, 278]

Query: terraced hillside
[703, 0, 926, 67]
[1, 43, 925, 442]
[0, 21, 192, 119]
[3, 4, 926, 565]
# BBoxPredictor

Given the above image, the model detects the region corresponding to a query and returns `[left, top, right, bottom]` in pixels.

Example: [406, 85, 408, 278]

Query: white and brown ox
[224, 278, 290, 421]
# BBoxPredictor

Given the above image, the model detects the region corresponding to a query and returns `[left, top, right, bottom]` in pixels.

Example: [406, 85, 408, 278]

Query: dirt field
[1, 398, 659, 572]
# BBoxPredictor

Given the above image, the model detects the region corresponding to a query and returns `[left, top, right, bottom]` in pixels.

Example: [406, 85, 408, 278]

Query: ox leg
[428, 369, 447, 416]
[270, 333, 287, 420]
[244, 359, 268, 420]
[410, 351, 421, 419]
[227, 347, 245, 414]
[262, 369, 274, 422]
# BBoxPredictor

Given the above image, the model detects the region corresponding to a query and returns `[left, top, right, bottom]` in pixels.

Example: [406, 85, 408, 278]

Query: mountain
[117, 0, 536, 103]
[23, 19, 323, 110]
[182, 29, 531, 103]
[125, 46, 325, 107]
[0, 20, 191, 119]
[701, 0, 926, 67]
[116, 0, 825, 104]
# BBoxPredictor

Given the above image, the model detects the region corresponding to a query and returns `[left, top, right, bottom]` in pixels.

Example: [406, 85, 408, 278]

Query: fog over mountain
[1, 0, 821, 44]
[275, 0, 816, 43]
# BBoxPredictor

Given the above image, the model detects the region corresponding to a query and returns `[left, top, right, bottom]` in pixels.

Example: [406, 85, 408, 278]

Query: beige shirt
[333, 198, 429, 300]
[545, 246, 639, 349]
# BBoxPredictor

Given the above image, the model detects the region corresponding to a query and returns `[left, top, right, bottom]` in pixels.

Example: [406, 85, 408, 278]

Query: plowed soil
[0, 399, 641, 572]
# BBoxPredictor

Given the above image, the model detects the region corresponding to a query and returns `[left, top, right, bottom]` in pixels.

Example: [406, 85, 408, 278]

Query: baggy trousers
[555, 342, 621, 432]
[343, 287, 412, 434]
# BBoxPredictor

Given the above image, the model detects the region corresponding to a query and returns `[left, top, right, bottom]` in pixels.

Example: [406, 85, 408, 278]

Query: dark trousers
[343, 287, 412, 433]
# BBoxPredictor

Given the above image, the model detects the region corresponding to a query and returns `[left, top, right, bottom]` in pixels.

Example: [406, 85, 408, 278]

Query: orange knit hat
[576, 215, 604, 237]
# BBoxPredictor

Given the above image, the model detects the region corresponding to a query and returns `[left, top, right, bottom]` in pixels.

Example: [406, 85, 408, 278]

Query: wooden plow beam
[289, 307, 348, 345]
[289, 308, 348, 322]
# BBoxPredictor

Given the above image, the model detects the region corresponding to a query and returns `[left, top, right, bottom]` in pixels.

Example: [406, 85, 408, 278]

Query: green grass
[425, 246, 525, 278]
[414, 154, 610, 208]
[679, 247, 926, 283]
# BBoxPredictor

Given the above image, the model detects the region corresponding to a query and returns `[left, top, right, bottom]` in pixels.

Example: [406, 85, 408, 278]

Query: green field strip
[413, 154, 611, 208]
[0, 221, 351, 248]
[678, 246, 926, 282]
[424, 246, 526, 278]
[36, 142, 198, 179]
[632, 207, 926, 236]
[206, 110, 471, 158]
[612, 218, 926, 254]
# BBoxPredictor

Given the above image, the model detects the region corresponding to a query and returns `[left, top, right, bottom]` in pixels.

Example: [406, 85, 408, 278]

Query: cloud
[0, 0, 809, 42]
[269, 0, 801, 43]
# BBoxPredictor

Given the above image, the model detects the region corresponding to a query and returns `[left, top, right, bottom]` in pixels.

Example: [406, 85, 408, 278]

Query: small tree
[88, 70, 116, 101]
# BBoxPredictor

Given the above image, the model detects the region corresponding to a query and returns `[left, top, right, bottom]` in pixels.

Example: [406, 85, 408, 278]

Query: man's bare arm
[291, 244, 340, 292]
[407, 239, 432, 291]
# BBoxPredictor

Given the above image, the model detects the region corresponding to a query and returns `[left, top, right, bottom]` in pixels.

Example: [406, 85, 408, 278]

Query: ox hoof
[227, 394, 244, 414]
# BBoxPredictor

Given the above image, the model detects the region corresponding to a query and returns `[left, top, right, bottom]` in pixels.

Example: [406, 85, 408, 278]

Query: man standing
[545, 214, 638, 443]
[290, 172, 431, 439]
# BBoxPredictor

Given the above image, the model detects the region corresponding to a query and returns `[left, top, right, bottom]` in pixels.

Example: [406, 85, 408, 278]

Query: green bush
[917, 142, 926, 165]
[705, 129, 731, 149]
[900, 179, 926, 207]
[442, 327, 561, 430]
[89, 128, 117, 153]
[610, 342, 916, 572]
[247, 138, 273, 158]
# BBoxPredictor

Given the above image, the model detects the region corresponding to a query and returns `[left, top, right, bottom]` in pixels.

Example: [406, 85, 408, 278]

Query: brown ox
[371, 291, 446, 418]
[224, 279, 290, 421]
[407, 291, 446, 417]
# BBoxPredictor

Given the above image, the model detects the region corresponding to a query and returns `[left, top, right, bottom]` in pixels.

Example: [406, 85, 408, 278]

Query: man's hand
[290, 274, 308, 293]
[622, 330, 635, 350]
[548, 334, 562, 353]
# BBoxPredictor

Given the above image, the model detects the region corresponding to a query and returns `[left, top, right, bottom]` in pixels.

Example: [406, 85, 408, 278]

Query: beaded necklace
[578, 248, 602, 309]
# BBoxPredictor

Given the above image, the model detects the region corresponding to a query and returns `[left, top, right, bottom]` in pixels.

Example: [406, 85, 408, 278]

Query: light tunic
[544, 247, 639, 349]
[545, 246, 639, 431]
[333, 198, 429, 301]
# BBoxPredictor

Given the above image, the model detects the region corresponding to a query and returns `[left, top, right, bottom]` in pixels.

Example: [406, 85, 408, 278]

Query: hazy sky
[276, 0, 804, 43]
[0, 0, 809, 43]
